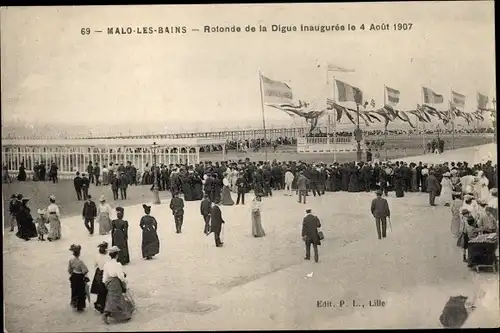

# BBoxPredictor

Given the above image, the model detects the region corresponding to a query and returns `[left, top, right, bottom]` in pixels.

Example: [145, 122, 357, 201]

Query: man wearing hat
[301, 208, 321, 262]
[426, 170, 440, 206]
[82, 195, 97, 236]
[370, 190, 391, 240]
[169, 192, 185, 234]
[81, 173, 90, 200]
[296, 171, 309, 204]
[73, 172, 83, 201]
[209, 200, 225, 247]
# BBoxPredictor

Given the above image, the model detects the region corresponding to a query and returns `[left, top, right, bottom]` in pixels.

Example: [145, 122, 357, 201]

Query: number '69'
[81, 28, 91, 35]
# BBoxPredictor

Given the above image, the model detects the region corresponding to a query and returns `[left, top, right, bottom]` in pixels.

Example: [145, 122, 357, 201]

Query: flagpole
[258, 70, 268, 161]
[383, 85, 388, 161]
[326, 65, 330, 153]
[421, 86, 426, 154]
[450, 89, 455, 150]
[332, 76, 337, 163]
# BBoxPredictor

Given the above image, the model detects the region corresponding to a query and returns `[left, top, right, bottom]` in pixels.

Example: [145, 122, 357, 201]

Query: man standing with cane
[370, 189, 391, 240]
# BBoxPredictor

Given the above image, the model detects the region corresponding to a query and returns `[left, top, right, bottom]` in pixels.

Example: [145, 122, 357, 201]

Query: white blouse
[95, 253, 108, 270]
[97, 203, 112, 216]
[103, 259, 126, 283]
[223, 178, 230, 187]
[47, 203, 60, 216]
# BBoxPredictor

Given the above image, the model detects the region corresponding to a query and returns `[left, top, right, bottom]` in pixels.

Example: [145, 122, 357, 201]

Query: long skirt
[102, 173, 109, 186]
[47, 214, 62, 240]
[251, 211, 265, 237]
[90, 268, 107, 312]
[112, 230, 130, 265]
[141, 228, 160, 258]
[221, 186, 234, 206]
[104, 277, 132, 322]
[70, 273, 87, 311]
[98, 212, 112, 235]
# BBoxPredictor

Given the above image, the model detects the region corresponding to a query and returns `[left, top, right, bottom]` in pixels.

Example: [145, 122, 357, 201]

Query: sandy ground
[3, 144, 498, 332]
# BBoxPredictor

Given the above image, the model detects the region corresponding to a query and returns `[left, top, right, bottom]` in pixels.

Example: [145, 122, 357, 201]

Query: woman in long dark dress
[68, 244, 90, 312]
[182, 173, 194, 201]
[15, 198, 37, 241]
[111, 207, 130, 265]
[192, 172, 204, 200]
[90, 241, 109, 313]
[140, 204, 160, 260]
[17, 163, 26, 181]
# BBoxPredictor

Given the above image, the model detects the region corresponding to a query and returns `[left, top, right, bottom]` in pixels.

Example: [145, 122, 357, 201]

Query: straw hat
[99, 195, 106, 202]
[49, 195, 56, 201]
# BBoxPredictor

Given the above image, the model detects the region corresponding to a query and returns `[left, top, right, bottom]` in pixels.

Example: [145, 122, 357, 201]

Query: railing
[297, 136, 353, 145]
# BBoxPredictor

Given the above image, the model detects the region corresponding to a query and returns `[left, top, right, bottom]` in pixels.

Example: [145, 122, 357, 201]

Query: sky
[1, 2, 496, 134]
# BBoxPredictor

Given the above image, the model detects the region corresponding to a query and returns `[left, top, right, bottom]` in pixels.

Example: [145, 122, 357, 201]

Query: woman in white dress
[439, 172, 452, 206]
[47, 195, 62, 241]
[102, 246, 133, 324]
[97, 195, 113, 235]
[231, 169, 239, 193]
[475, 171, 490, 202]
[251, 195, 265, 237]
[221, 173, 234, 206]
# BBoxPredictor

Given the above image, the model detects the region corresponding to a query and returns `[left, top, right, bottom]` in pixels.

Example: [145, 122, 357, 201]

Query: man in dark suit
[200, 194, 211, 235]
[119, 172, 128, 200]
[93, 162, 101, 186]
[301, 208, 321, 263]
[235, 173, 248, 205]
[370, 190, 391, 239]
[297, 172, 309, 204]
[426, 170, 440, 206]
[73, 172, 83, 201]
[169, 193, 184, 234]
[110, 174, 120, 200]
[81, 173, 90, 200]
[209, 200, 225, 247]
[82, 195, 97, 235]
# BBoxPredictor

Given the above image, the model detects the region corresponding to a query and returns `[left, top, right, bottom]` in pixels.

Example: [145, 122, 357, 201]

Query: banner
[335, 80, 363, 104]
[451, 91, 466, 108]
[422, 86, 444, 104]
[327, 63, 355, 73]
[385, 86, 400, 107]
[261, 75, 293, 103]
[477, 92, 489, 110]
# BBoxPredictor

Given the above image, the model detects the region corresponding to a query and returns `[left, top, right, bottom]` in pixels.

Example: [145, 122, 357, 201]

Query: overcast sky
[1, 2, 496, 131]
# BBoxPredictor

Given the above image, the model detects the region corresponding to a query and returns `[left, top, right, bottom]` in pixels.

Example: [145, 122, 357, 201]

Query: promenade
[3, 144, 498, 331]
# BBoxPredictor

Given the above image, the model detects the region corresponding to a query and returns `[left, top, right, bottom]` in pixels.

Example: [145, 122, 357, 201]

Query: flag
[343, 109, 356, 125]
[422, 86, 444, 104]
[385, 86, 400, 107]
[409, 109, 430, 123]
[451, 91, 466, 108]
[335, 80, 363, 104]
[327, 63, 355, 73]
[261, 75, 293, 103]
[363, 99, 376, 108]
[477, 92, 489, 110]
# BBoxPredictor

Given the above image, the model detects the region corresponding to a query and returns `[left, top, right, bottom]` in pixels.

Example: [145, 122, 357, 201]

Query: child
[36, 209, 49, 241]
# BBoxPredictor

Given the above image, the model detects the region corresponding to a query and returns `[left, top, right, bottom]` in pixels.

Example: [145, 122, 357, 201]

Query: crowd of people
[6, 150, 498, 325]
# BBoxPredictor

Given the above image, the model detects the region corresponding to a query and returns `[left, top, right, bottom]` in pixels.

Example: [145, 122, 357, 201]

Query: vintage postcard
[1, 2, 498, 331]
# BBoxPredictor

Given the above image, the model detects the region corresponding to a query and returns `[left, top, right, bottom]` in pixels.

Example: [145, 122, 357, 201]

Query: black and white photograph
[1, 2, 498, 331]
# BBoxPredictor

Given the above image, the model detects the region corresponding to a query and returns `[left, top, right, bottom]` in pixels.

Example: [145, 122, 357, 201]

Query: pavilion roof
[1, 137, 227, 147]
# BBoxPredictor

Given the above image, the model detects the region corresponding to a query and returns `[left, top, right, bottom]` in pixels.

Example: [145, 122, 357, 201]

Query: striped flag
[261, 75, 293, 103]
[477, 92, 489, 110]
[451, 91, 466, 108]
[422, 86, 444, 104]
[335, 80, 363, 104]
[373, 108, 392, 127]
[409, 109, 430, 123]
[385, 86, 400, 107]
[327, 63, 355, 73]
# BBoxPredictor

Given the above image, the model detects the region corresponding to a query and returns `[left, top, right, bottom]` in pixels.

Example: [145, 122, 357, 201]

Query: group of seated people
[455, 188, 498, 271]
